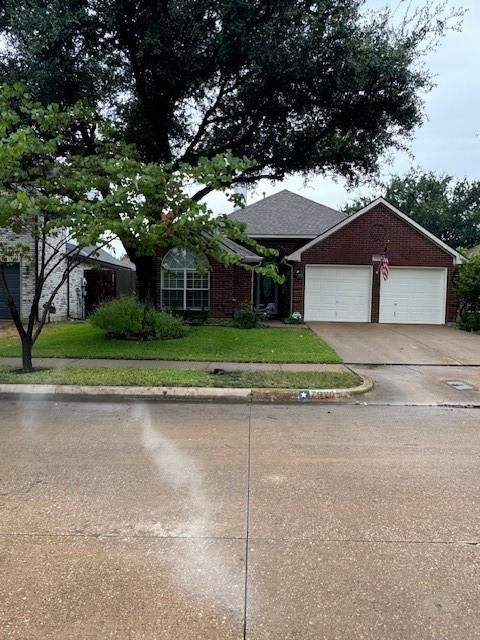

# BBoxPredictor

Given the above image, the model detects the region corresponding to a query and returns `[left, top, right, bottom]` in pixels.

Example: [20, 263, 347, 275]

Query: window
[161, 248, 210, 311]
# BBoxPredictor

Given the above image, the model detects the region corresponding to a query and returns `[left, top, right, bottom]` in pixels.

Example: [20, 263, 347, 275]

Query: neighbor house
[155, 190, 464, 325]
[0, 226, 135, 322]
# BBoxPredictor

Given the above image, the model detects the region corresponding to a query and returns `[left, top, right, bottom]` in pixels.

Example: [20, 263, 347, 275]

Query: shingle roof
[219, 236, 261, 262]
[66, 244, 135, 270]
[230, 189, 346, 237]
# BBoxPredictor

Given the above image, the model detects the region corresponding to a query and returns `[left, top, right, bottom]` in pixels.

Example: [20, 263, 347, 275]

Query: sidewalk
[0, 356, 347, 373]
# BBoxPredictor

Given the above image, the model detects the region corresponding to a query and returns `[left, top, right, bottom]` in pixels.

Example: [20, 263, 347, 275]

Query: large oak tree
[0, 0, 462, 299]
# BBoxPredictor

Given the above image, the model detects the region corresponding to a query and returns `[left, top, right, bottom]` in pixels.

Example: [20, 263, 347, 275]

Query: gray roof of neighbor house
[66, 244, 135, 270]
[230, 189, 346, 237]
[471, 244, 480, 254]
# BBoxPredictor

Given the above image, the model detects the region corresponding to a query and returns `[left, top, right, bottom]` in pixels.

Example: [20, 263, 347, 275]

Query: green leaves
[0, 0, 463, 183]
[0, 83, 275, 280]
[457, 252, 480, 330]
[345, 169, 480, 250]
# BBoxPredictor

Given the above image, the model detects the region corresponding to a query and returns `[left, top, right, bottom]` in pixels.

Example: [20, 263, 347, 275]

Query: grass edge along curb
[0, 376, 373, 403]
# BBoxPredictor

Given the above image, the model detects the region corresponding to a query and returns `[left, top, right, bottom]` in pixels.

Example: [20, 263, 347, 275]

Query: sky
[206, 0, 480, 215]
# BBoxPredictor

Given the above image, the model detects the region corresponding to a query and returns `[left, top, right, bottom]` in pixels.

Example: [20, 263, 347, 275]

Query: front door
[255, 273, 278, 316]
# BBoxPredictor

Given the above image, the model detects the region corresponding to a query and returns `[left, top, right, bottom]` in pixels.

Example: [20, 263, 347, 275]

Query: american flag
[381, 242, 390, 280]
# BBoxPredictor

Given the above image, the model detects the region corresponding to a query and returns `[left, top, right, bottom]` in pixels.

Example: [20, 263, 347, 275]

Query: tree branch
[191, 170, 285, 202]
[178, 79, 240, 165]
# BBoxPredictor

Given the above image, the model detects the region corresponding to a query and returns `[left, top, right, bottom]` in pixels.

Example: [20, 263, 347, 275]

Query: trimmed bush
[233, 306, 259, 329]
[91, 297, 187, 340]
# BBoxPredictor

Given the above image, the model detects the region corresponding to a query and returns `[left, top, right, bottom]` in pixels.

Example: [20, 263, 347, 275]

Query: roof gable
[230, 189, 346, 237]
[286, 197, 465, 264]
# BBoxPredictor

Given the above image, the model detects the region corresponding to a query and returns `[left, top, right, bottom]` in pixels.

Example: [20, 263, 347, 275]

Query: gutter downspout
[280, 258, 294, 317]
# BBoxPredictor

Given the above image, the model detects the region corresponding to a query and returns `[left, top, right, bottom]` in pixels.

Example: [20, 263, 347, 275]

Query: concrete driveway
[1, 400, 480, 639]
[309, 322, 480, 365]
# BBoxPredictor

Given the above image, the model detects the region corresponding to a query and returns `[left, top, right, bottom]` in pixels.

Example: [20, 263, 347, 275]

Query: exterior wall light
[294, 267, 303, 279]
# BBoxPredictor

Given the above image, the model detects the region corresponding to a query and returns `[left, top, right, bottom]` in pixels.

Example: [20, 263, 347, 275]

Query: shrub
[457, 313, 480, 333]
[91, 297, 187, 340]
[181, 310, 209, 325]
[456, 253, 480, 332]
[233, 306, 259, 329]
[150, 310, 188, 339]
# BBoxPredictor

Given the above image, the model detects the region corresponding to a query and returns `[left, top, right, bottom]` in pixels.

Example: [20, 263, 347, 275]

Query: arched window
[161, 248, 210, 311]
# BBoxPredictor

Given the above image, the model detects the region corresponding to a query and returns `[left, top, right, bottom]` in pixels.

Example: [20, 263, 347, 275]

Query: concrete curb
[0, 376, 373, 404]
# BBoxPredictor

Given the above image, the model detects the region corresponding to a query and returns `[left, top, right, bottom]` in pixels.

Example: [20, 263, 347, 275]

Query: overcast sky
[207, 0, 479, 215]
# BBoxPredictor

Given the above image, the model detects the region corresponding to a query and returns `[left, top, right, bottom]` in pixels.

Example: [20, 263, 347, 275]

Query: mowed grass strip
[0, 367, 361, 389]
[0, 322, 341, 363]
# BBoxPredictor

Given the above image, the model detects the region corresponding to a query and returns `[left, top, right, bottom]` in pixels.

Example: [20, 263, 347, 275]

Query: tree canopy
[344, 169, 480, 250]
[0, 1, 461, 193]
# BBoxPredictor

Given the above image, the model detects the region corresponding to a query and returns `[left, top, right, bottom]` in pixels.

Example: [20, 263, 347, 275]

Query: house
[155, 190, 463, 325]
[66, 245, 136, 320]
[0, 226, 135, 321]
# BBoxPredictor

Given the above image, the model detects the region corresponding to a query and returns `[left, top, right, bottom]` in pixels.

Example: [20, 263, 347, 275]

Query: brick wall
[211, 263, 253, 318]
[67, 264, 88, 320]
[254, 237, 310, 258]
[0, 227, 73, 322]
[292, 203, 458, 322]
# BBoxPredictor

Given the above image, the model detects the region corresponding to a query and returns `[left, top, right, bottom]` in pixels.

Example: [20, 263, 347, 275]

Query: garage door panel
[380, 268, 446, 325]
[305, 266, 371, 322]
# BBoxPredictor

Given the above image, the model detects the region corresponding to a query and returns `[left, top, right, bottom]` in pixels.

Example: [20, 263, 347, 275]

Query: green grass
[0, 366, 360, 389]
[0, 322, 341, 364]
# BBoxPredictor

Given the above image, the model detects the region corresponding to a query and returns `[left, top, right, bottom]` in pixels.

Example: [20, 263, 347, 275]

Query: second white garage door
[304, 266, 372, 322]
[379, 267, 447, 324]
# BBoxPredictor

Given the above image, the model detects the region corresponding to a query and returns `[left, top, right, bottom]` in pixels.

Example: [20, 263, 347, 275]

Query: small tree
[456, 252, 480, 332]
[0, 85, 121, 370]
[0, 85, 277, 371]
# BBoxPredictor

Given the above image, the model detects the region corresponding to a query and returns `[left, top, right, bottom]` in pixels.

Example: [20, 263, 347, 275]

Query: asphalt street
[0, 399, 479, 639]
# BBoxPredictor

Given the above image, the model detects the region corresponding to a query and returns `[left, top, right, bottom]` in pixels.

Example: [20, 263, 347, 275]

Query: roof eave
[249, 234, 317, 239]
[240, 256, 262, 264]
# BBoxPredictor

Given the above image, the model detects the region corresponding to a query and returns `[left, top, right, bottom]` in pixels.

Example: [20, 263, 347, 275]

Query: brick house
[156, 190, 463, 325]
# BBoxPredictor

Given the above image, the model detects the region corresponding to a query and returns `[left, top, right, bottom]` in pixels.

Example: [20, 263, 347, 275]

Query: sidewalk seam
[243, 405, 253, 640]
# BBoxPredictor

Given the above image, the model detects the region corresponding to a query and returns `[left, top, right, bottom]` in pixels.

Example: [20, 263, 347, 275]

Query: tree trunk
[132, 255, 158, 307]
[21, 335, 33, 373]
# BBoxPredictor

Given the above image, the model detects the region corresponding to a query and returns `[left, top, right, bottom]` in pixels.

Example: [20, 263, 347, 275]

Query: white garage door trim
[304, 265, 373, 323]
[379, 266, 447, 325]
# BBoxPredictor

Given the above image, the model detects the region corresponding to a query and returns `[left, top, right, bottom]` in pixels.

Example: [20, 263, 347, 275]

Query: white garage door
[379, 267, 447, 324]
[304, 266, 372, 322]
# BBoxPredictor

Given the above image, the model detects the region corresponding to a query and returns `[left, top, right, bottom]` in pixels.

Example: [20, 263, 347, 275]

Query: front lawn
[0, 366, 359, 389]
[0, 322, 341, 364]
